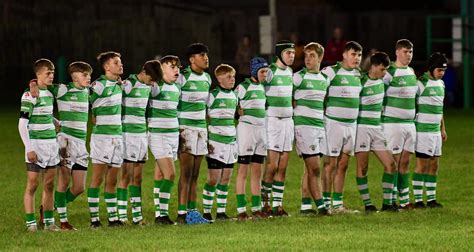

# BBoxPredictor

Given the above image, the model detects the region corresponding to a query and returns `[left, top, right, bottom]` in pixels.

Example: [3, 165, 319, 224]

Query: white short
[90, 135, 123, 167]
[179, 128, 208, 156]
[325, 117, 357, 157]
[295, 126, 326, 156]
[355, 126, 389, 153]
[149, 132, 179, 161]
[382, 123, 416, 154]
[208, 140, 238, 164]
[267, 117, 294, 152]
[415, 132, 442, 157]
[123, 134, 148, 162]
[237, 122, 267, 157]
[57, 133, 89, 169]
[26, 140, 60, 168]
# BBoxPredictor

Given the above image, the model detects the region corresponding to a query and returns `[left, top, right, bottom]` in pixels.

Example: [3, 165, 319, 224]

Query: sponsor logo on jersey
[399, 79, 407, 85]
[341, 77, 349, 84]
[189, 83, 198, 90]
[135, 91, 142, 97]
[219, 101, 227, 107]
[250, 93, 258, 98]
[305, 81, 314, 88]
[429, 89, 437, 95]
[276, 78, 283, 85]
[70, 94, 78, 101]
[366, 88, 374, 95]
[107, 89, 112, 95]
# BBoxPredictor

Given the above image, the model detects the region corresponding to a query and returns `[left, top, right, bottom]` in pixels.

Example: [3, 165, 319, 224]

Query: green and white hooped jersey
[148, 80, 181, 134]
[235, 78, 266, 126]
[357, 74, 385, 127]
[177, 66, 211, 130]
[207, 87, 237, 144]
[382, 64, 418, 124]
[20, 88, 56, 141]
[321, 62, 362, 124]
[264, 63, 293, 118]
[293, 68, 329, 128]
[122, 74, 151, 136]
[90, 75, 123, 137]
[415, 73, 445, 133]
[52, 83, 89, 142]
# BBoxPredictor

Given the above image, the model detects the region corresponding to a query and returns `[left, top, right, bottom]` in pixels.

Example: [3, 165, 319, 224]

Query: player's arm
[19, 93, 37, 163]
[292, 72, 303, 108]
[235, 85, 245, 116]
[441, 116, 447, 141]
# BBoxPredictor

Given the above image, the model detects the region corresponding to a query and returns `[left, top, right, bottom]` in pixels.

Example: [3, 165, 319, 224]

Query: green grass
[1, 109, 473, 250]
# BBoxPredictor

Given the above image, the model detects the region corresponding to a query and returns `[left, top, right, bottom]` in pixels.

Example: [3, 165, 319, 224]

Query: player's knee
[309, 166, 321, 177]
[72, 186, 85, 196]
[207, 177, 218, 187]
[25, 182, 38, 195]
[44, 181, 55, 192]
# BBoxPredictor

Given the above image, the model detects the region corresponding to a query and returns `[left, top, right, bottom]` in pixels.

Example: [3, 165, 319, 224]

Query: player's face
[72, 72, 91, 88]
[282, 49, 295, 66]
[257, 67, 268, 83]
[371, 64, 387, 79]
[162, 61, 180, 83]
[396, 47, 413, 66]
[304, 49, 322, 71]
[432, 68, 446, 80]
[343, 49, 362, 69]
[36, 67, 55, 86]
[218, 72, 235, 89]
[191, 53, 209, 71]
[105, 57, 123, 76]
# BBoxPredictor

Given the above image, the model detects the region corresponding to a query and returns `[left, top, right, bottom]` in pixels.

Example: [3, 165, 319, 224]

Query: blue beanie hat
[250, 57, 269, 78]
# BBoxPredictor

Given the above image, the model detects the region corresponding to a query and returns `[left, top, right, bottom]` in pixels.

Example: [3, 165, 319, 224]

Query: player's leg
[413, 156, 429, 208]
[177, 152, 193, 221]
[355, 151, 376, 211]
[426, 156, 442, 207]
[300, 169, 314, 214]
[117, 162, 132, 222]
[250, 157, 266, 218]
[104, 165, 120, 226]
[42, 167, 59, 230]
[304, 155, 327, 214]
[130, 162, 145, 224]
[236, 158, 250, 218]
[262, 150, 278, 211]
[321, 156, 335, 209]
[332, 153, 350, 210]
[88, 163, 107, 226]
[216, 166, 233, 220]
[189, 154, 203, 211]
[372, 150, 397, 211]
[202, 159, 221, 221]
[273, 151, 290, 215]
[24, 168, 40, 231]
[156, 157, 176, 224]
[398, 149, 413, 208]
[153, 162, 164, 219]
[56, 166, 72, 227]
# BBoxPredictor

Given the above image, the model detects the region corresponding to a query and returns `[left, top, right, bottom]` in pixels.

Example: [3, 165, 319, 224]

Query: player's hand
[441, 130, 448, 141]
[208, 144, 215, 154]
[237, 108, 244, 116]
[27, 151, 38, 163]
[91, 115, 96, 125]
[29, 79, 39, 98]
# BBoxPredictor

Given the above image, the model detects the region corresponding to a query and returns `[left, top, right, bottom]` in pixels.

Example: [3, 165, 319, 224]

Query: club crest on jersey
[135, 92, 142, 97]
[366, 88, 374, 95]
[219, 101, 227, 107]
[276, 78, 283, 85]
[189, 83, 198, 90]
[341, 77, 349, 84]
[399, 79, 407, 85]
[250, 93, 258, 98]
[70, 94, 78, 101]
[429, 89, 437, 95]
[163, 94, 171, 100]
[305, 81, 314, 88]
[107, 89, 112, 95]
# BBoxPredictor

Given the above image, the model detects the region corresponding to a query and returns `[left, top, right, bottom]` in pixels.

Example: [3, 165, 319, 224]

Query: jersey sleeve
[321, 66, 335, 83]
[48, 84, 61, 97]
[264, 69, 274, 86]
[56, 84, 68, 98]
[235, 84, 246, 100]
[150, 83, 160, 98]
[90, 80, 105, 96]
[293, 72, 303, 88]
[122, 80, 133, 95]
[382, 72, 393, 86]
[176, 74, 186, 88]
[20, 91, 35, 118]
[207, 91, 216, 109]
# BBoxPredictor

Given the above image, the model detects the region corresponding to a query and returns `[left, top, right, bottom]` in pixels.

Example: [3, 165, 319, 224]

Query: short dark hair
[396, 39, 413, 50]
[33, 58, 54, 73]
[142, 60, 163, 82]
[68, 61, 92, 75]
[97, 51, 121, 71]
[186, 43, 209, 60]
[370, 52, 390, 67]
[343, 41, 363, 52]
[160, 55, 181, 68]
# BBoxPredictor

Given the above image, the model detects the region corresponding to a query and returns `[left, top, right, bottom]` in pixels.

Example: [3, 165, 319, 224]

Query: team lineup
[18, 39, 448, 232]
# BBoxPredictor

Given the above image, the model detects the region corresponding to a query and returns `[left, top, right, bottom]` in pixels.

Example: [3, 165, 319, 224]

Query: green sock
[187, 201, 197, 210]
[55, 191, 67, 223]
[392, 172, 399, 204]
[117, 187, 128, 222]
[301, 197, 312, 211]
[412, 173, 425, 203]
[323, 192, 331, 209]
[104, 192, 118, 222]
[203, 183, 216, 213]
[398, 173, 411, 206]
[65, 188, 77, 204]
[332, 192, 343, 209]
[271, 180, 285, 212]
[129, 185, 142, 223]
[25, 213, 36, 227]
[87, 187, 100, 222]
[251, 195, 261, 212]
[356, 176, 372, 206]
[216, 184, 229, 214]
[178, 204, 187, 215]
[236, 194, 247, 213]
[43, 210, 54, 226]
[425, 174, 437, 202]
[154, 180, 163, 217]
[315, 198, 325, 210]
[382, 172, 395, 206]
[159, 180, 174, 217]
